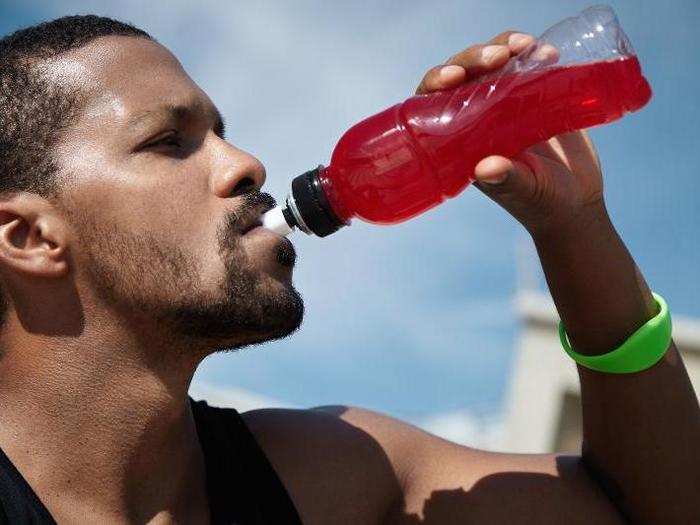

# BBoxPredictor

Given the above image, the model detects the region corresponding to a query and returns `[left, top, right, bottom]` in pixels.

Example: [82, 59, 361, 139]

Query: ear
[0, 194, 70, 278]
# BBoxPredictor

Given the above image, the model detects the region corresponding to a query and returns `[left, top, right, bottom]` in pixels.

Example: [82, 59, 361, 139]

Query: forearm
[533, 203, 700, 523]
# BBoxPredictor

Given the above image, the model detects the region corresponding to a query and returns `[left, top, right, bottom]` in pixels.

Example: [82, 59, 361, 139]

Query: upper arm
[319, 406, 626, 525]
[242, 405, 404, 525]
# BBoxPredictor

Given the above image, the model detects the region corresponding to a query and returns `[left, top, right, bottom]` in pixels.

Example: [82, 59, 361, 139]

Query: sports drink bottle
[263, 5, 652, 237]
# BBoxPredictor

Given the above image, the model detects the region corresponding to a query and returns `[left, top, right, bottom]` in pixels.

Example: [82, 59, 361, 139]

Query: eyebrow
[127, 100, 226, 138]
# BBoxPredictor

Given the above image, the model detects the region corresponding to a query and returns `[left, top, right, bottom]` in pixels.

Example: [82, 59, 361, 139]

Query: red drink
[320, 55, 651, 225]
[260, 7, 653, 238]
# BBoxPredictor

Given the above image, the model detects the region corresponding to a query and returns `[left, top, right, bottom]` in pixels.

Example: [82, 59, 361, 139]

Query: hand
[417, 32, 606, 239]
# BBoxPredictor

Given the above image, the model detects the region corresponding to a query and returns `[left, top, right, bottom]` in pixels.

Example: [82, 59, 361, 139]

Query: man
[0, 14, 696, 524]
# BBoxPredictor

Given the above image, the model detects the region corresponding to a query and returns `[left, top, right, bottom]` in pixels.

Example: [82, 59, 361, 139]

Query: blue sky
[1, 0, 698, 424]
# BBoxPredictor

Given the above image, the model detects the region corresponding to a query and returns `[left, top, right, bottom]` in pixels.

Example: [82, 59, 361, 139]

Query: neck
[0, 308, 211, 523]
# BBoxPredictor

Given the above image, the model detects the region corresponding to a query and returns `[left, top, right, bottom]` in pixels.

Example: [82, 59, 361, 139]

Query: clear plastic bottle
[263, 5, 652, 238]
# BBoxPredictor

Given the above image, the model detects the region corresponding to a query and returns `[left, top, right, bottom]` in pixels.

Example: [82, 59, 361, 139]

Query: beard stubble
[74, 191, 304, 350]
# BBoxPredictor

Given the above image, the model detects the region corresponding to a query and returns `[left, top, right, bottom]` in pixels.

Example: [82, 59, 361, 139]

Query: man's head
[0, 16, 303, 352]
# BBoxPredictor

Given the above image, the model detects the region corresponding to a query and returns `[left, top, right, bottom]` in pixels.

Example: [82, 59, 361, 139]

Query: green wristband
[558, 292, 672, 374]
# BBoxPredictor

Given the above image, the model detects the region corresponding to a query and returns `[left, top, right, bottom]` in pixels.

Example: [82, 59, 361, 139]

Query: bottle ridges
[322, 55, 651, 224]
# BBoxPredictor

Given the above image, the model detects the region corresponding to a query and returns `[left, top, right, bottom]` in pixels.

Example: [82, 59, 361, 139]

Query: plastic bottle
[262, 5, 652, 238]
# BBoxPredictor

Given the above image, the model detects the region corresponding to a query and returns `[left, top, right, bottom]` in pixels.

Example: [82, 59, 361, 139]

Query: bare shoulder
[241, 405, 418, 525]
[243, 405, 624, 525]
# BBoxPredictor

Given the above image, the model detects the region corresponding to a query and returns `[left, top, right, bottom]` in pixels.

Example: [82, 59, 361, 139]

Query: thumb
[472, 153, 543, 225]
[474, 153, 537, 194]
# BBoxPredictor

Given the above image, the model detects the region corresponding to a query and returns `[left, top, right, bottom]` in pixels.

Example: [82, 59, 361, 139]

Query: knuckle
[430, 64, 443, 75]
[492, 29, 532, 47]
[424, 67, 440, 84]
[416, 66, 441, 93]
[452, 45, 482, 67]
[492, 30, 515, 41]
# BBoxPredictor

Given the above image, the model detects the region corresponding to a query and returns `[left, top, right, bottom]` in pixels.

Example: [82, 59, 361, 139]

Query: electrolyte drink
[262, 5, 652, 237]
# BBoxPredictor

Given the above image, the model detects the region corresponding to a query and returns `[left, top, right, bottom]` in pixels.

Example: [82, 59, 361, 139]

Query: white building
[502, 290, 700, 453]
[190, 286, 700, 453]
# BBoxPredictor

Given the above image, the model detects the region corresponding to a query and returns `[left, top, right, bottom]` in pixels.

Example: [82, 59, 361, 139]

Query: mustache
[217, 188, 297, 270]
[240, 189, 276, 212]
[220, 189, 277, 242]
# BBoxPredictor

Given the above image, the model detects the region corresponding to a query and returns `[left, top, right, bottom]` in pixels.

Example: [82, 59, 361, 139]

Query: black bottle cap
[290, 166, 346, 237]
[281, 206, 298, 230]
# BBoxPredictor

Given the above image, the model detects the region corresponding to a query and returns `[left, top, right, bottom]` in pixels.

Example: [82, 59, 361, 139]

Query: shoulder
[241, 405, 436, 524]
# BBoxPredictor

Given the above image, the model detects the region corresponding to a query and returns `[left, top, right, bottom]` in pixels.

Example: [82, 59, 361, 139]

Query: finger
[528, 131, 599, 181]
[415, 64, 467, 94]
[474, 155, 533, 186]
[417, 43, 508, 94]
[474, 150, 576, 224]
[416, 31, 536, 95]
[553, 130, 600, 174]
[487, 30, 536, 55]
[444, 43, 511, 76]
[528, 138, 572, 170]
[530, 43, 560, 66]
[442, 31, 536, 78]
[474, 153, 554, 226]
[473, 153, 545, 224]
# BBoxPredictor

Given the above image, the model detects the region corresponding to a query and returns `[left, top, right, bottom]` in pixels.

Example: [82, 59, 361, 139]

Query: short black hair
[0, 15, 151, 196]
[0, 15, 152, 321]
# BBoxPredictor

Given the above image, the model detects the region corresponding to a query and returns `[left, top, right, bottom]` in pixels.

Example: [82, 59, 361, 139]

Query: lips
[237, 205, 271, 235]
[229, 191, 277, 236]
[240, 218, 263, 235]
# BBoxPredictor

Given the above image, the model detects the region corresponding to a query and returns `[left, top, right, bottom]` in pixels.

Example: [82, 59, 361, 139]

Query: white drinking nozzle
[262, 167, 347, 238]
[262, 206, 294, 236]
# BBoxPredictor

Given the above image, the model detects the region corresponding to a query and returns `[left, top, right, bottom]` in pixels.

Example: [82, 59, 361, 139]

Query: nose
[209, 139, 267, 198]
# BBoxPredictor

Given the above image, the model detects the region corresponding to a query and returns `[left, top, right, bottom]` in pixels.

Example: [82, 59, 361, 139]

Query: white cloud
[189, 379, 295, 412]
[190, 379, 506, 450]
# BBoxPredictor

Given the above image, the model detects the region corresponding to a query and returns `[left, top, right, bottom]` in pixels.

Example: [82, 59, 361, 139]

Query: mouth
[228, 190, 277, 237]
[240, 218, 263, 235]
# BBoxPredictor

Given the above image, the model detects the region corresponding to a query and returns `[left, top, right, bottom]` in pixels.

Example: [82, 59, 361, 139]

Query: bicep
[394, 447, 625, 524]
[330, 407, 625, 525]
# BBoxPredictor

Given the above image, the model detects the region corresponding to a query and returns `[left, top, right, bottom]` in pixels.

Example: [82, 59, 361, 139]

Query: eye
[159, 135, 182, 147]
[145, 131, 182, 149]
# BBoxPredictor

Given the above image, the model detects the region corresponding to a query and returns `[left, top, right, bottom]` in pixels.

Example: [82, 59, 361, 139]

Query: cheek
[58, 151, 229, 280]
[68, 174, 217, 249]
[60, 136, 212, 223]
[188, 216, 245, 292]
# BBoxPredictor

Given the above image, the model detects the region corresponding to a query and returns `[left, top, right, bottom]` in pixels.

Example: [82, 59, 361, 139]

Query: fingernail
[481, 45, 504, 62]
[508, 33, 534, 49]
[477, 170, 509, 185]
[532, 44, 559, 62]
[439, 64, 464, 81]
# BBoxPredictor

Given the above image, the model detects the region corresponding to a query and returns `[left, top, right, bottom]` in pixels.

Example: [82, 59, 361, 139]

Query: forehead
[43, 36, 207, 127]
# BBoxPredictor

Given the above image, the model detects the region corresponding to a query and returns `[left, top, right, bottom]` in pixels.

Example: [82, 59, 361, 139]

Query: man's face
[48, 36, 303, 349]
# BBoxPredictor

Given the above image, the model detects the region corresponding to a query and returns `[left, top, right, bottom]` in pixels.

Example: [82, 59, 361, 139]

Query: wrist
[529, 200, 658, 356]
[528, 199, 613, 249]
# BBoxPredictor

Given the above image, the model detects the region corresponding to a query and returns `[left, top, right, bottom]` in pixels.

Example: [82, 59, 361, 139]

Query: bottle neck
[316, 165, 352, 223]
[285, 166, 347, 238]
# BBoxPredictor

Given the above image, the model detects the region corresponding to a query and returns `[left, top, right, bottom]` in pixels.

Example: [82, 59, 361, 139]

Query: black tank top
[0, 397, 303, 524]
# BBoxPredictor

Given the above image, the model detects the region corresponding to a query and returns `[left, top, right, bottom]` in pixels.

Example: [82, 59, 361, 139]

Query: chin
[174, 276, 305, 350]
[179, 231, 304, 348]
[244, 234, 297, 283]
[207, 311, 304, 353]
